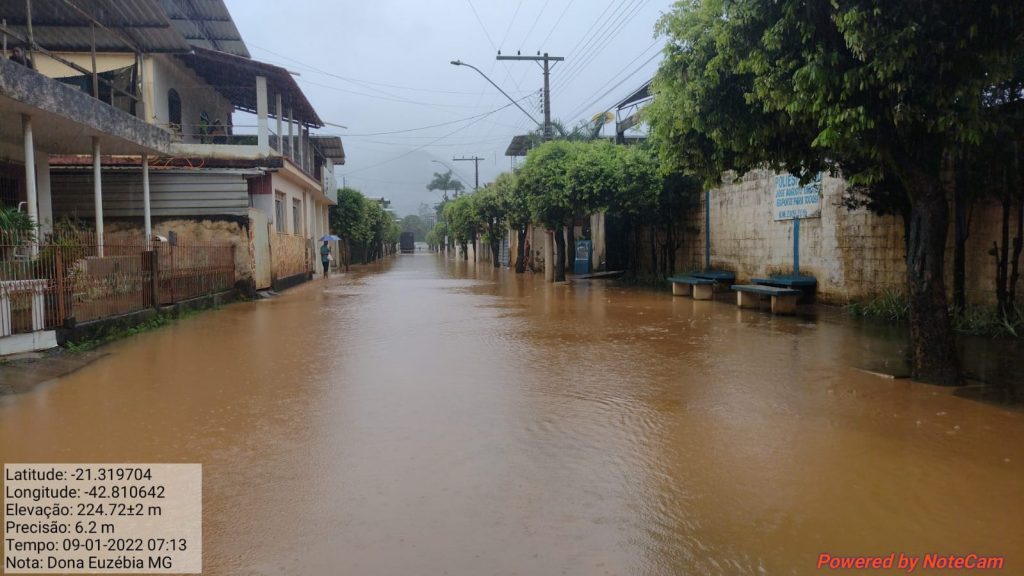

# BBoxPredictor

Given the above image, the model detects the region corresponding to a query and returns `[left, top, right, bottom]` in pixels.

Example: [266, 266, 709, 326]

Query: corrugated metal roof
[177, 47, 322, 127]
[505, 134, 530, 157]
[157, 0, 250, 58]
[614, 79, 653, 110]
[311, 136, 345, 163]
[0, 0, 192, 53]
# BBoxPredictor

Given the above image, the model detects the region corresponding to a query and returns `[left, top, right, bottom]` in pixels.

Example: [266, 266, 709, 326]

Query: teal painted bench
[691, 270, 736, 283]
[667, 276, 716, 300]
[751, 275, 817, 304]
[751, 275, 817, 288]
[731, 284, 802, 315]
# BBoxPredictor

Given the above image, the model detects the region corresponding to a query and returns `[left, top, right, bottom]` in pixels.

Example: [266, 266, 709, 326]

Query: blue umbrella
[320, 235, 341, 241]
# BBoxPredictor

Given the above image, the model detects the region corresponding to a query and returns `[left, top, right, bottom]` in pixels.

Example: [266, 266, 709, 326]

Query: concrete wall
[30, 52, 233, 143]
[35, 52, 136, 78]
[145, 55, 234, 142]
[679, 170, 1006, 306]
[271, 232, 309, 280]
[268, 171, 310, 236]
[101, 217, 252, 285]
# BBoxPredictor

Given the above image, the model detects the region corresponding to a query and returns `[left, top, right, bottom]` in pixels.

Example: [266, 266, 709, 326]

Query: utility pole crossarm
[497, 52, 564, 141]
[453, 156, 484, 191]
[496, 55, 564, 62]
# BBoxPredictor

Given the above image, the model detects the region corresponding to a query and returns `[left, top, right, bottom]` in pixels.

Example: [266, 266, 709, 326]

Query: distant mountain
[336, 144, 513, 217]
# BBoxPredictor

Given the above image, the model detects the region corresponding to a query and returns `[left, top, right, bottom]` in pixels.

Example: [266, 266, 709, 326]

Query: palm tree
[523, 118, 606, 146]
[427, 170, 465, 198]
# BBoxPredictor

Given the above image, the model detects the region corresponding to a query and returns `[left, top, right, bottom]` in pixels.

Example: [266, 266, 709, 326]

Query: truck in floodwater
[400, 232, 415, 254]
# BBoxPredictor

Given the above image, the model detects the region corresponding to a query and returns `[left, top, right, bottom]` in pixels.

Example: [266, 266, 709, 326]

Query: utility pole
[496, 52, 564, 140]
[453, 156, 484, 190]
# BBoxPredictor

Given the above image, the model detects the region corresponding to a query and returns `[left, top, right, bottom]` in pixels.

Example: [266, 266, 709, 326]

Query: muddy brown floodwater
[2, 254, 1022, 575]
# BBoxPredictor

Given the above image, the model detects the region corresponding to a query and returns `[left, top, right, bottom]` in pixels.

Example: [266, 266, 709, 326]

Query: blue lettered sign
[773, 173, 822, 221]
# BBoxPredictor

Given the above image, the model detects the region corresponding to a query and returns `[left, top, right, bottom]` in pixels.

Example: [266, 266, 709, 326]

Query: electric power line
[248, 43, 530, 100]
[538, 0, 577, 48]
[296, 78, 510, 111]
[498, 0, 525, 49]
[340, 95, 531, 176]
[564, 49, 661, 125]
[552, 0, 649, 93]
[516, 0, 551, 50]
[504, 0, 619, 127]
[333, 91, 539, 136]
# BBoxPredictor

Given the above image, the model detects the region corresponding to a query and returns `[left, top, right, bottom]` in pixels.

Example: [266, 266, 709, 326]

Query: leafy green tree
[361, 200, 392, 262]
[648, 0, 1023, 385]
[472, 185, 506, 268]
[329, 187, 399, 265]
[494, 172, 531, 273]
[330, 187, 370, 271]
[442, 195, 477, 260]
[426, 223, 443, 250]
[518, 140, 576, 281]
[562, 140, 628, 258]
[400, 214, 429, 242]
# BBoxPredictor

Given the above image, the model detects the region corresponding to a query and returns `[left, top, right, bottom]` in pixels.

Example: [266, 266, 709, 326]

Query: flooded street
[2, 254, 1022, 575]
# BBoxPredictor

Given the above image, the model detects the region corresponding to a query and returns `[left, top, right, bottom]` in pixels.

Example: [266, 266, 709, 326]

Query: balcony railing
[164, 123, 320, 176]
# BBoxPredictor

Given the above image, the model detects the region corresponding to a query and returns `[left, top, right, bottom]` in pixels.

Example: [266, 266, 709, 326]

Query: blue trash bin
[573, 240, 592, 275]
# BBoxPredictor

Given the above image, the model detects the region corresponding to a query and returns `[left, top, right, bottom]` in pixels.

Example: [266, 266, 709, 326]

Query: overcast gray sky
[228, 0, 672, 216]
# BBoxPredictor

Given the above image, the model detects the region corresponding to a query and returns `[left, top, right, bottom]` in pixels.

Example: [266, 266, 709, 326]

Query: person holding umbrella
[320, 235, 340, 278]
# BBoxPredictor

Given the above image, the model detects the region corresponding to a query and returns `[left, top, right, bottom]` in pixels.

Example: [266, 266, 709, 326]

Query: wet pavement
[1, 254, 1022, 575]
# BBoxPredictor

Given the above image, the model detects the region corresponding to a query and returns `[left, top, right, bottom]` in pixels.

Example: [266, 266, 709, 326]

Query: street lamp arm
[451, 59, 541, 127]
[431, 160, 469, 195]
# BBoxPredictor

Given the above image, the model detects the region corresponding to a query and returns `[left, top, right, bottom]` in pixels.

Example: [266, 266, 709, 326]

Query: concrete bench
[731, 284, 802, 315]
[691, 270, 736, 283]
[667, 276, 717, 300]
[750, 275, 817, 288]
[751, 275, 817, 304]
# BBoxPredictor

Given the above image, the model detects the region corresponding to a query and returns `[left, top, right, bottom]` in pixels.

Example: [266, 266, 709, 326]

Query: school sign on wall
[773, 173, 822, 221]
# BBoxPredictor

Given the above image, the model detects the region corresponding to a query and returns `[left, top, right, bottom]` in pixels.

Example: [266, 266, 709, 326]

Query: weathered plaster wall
[102, 218, 252, 285]
[35, 52, 136, 79]
[268, 170, 314, 237]
[0, 58, 172, 155]
[271, 232, 309, 280]
[146, 55, 234, 142]
[679, 170, 1005, 306]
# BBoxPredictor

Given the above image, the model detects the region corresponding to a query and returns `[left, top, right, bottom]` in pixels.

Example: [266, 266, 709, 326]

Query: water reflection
[0, 254, 1021, 575]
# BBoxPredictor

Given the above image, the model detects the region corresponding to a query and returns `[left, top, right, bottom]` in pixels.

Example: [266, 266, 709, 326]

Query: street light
[431, 159, 468, 197]
[450, 60, 541, 127]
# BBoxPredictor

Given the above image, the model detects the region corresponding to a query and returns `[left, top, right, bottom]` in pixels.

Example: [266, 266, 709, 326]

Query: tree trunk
[661, 227, 670, 279]
[515, 228, 527, 273]
[626, 219, 634, 276]
[997, 195, 1010, 315]
[649, 226, 658, 279]
[906, 178, 961, 385]
[953, 162, 970, 311]
[1008, 143, 1022, 314]
[489, 224, 501, 268]
[553, 224, 566, 282]
[665, 222, 673, 278]
[461, 242, 469, 261]
[567, 219, 576, 276]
